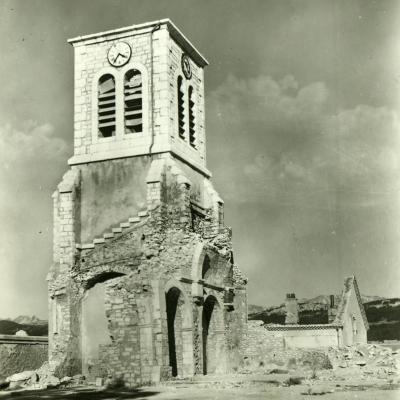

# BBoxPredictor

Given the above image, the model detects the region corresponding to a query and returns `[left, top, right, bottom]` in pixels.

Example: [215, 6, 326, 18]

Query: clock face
[181, 54, 192, 79]
[107, 42, 132, 67]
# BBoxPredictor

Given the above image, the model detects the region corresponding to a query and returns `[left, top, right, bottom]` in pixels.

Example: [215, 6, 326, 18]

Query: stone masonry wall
[242, 321, 334, 372]
[50, 157, 247, 386]
[70, 22, 207, 172]
[51, 19, 246, 384]
[242, 321, 285, 368]
[0, 337, 48, 381]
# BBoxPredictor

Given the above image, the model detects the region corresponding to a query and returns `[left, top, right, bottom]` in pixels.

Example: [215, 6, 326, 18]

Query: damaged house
[47, 19, 247, 386]
[264, 276, 369, 349]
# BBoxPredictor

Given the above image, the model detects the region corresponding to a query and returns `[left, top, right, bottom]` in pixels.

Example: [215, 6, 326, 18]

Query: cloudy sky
[0, 0, 399, 319]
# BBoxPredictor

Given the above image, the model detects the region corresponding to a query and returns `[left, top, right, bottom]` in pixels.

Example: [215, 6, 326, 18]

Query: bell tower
[68, 19, 209, 176]
[48, 19, 247, 385]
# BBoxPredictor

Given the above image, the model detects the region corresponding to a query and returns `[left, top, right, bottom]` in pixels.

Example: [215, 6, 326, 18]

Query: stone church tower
[48, 19, 247, 386]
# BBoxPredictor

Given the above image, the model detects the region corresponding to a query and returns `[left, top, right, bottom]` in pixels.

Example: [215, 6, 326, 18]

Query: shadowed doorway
[166, 287, 184, 377]
[202, 295, 219, 375]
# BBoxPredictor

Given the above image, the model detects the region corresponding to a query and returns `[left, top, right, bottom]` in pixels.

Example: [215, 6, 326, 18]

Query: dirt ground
[1, 342, 399, 399]
[0, 385, 399, 400]
[0, 374, 399, 400]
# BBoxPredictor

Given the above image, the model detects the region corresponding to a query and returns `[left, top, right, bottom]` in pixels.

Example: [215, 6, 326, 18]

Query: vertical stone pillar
[48, 168, 81, 376]
[150, 279, 164, 383]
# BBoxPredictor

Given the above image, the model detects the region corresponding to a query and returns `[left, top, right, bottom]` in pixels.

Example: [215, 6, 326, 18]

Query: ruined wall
[277, 327, 341, 349]
[342, 290, 367, 346]
[243, 321, 284, 364]
[225, 287, 247, 372]
[0, 336, 48, 380]
[49, 19, 247, 387]
[49, 160, 247, 386]
[242, 321, 334, 371]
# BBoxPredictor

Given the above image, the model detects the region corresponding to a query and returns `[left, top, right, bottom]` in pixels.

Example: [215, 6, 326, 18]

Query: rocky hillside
[364, 298, 400, 341]
[0, 316, 47, 336]
[13, 315, 47, 325]
[249, 296, 400, 341]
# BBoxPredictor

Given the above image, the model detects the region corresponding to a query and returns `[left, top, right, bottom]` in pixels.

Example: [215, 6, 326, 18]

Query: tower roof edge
[67, 18, 209, 67]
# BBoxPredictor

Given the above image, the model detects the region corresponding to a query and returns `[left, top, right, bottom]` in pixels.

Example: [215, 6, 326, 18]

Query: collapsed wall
[48, 156, 248, 386]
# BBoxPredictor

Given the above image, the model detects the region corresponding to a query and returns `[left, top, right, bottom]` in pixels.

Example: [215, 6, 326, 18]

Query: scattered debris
[301, 385, 335, 395]
[284, 376, 304, 386]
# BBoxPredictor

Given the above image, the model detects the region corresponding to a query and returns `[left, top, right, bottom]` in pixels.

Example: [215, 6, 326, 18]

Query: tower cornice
[68, 18, 209, 68]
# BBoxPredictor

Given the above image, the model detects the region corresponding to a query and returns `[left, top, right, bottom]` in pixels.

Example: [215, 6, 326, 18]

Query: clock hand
[114, 53, 120, 63]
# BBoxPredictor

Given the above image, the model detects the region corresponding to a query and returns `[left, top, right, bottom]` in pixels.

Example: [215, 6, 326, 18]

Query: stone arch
[76, 265, 130, 291]
[192, 244, 229, 286]
[84, 271, 126, 291]
[202, 254, 211, 281]
[202, 294, 226, 375]
[164, 280, 194, 378]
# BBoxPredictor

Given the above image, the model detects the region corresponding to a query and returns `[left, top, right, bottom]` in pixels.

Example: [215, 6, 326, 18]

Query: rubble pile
[0, 362, 87, 391]
[328, 343, 400, 377]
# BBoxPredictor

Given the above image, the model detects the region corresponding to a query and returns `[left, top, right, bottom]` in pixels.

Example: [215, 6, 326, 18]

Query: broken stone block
[356, 350, 365, 357]
[60, 376, 72, 385]
[6, 370, 36, 383]
[8, 381, 23, 390]
[29, 372, 39, 384]
[95, 377, 104, 387]
[72, 374, 86, 383]
[45, 376, 60, 389]
[301, 385, 334, 395]
[269, 368, 289, 374]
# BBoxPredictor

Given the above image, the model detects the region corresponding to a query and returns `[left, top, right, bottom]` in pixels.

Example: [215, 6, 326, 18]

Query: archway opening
[82, 273, 125, 380]
[166, 287, 184, 377]
[202, 295, 218, 375]
[202, 255, 211, 281]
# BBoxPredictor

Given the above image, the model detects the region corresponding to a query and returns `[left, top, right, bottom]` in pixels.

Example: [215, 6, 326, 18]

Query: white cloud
[0, 121, 68, 169]
[207, 74, 400, 204]
[0, 121, 69, 318]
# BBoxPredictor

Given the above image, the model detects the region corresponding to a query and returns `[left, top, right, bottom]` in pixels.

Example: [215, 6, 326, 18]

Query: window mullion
[115, 75, 124, 140]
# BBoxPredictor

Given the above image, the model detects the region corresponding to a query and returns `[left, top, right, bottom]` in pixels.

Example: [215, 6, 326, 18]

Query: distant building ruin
[47, 19, 247, 386]
[269, 276, 369, 348]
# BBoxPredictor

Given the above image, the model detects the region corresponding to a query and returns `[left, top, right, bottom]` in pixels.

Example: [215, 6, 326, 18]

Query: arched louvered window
[124, 69, 142, 134]
[98, 74, 116, 138]
[177, 76, 185, 139]
[188, 85, 196, 147]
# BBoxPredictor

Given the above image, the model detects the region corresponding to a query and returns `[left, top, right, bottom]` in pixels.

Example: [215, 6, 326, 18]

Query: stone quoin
[47, 19, 248, 386]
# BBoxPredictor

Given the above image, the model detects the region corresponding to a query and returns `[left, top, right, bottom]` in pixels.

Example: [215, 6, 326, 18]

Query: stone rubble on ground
[0, 343, 398, 394]
[327, 343, 400, 380]
[0, 362, 88, 392]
